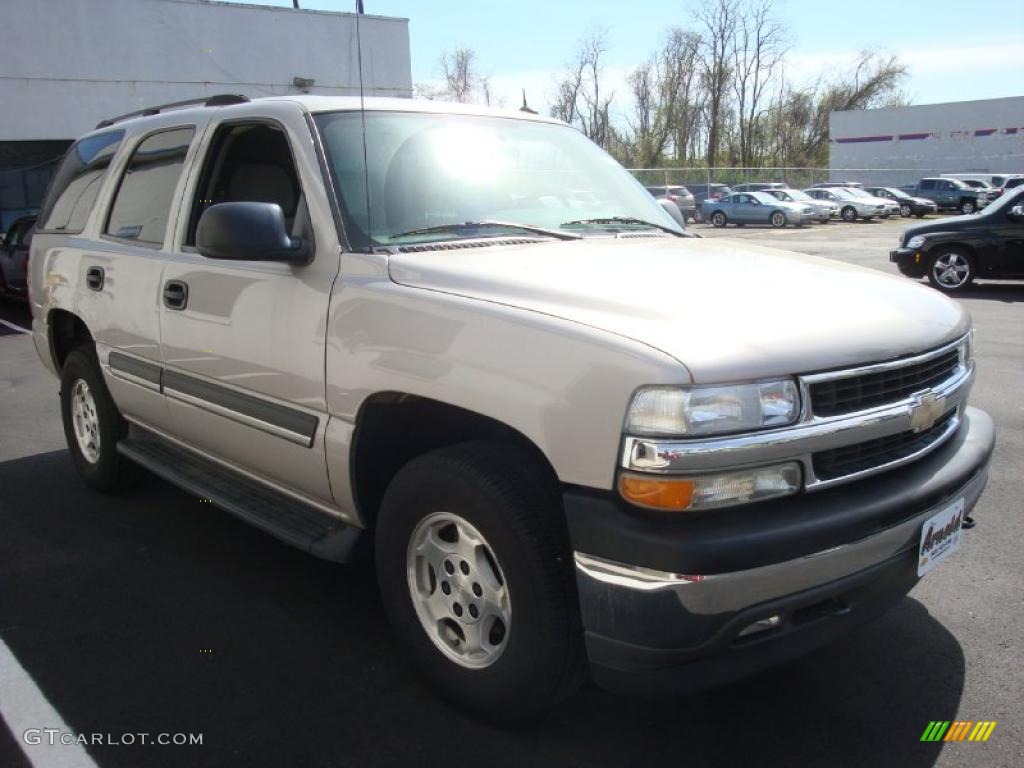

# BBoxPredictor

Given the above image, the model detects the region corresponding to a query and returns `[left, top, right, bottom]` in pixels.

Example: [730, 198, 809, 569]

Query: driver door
[158, 106, 341, 506]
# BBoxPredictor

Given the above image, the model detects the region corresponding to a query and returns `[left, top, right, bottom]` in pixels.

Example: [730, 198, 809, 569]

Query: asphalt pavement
[1, 217, 1021, 767]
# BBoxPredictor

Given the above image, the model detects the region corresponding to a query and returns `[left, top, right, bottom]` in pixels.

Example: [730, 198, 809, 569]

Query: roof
[88, 95, 565, 136]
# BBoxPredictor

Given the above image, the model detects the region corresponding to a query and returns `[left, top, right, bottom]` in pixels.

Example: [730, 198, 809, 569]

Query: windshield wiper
[387, 220, 581, 242]
[560, 217, 689, 237]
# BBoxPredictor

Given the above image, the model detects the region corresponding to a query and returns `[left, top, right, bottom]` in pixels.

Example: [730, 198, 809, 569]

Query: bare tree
[694, 0, 738, 165]
[416, 47, 494, 105]
[552, 30, 616, 149]
[441, 47, 476, 103]
[730, 0, 786, 166]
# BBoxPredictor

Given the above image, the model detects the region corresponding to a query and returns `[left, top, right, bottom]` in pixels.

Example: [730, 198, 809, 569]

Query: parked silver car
[841, 187, 900, 218]
[702, 191, 815, 228]
[804, 187, 885, 221]
[766, 188, 837, 223]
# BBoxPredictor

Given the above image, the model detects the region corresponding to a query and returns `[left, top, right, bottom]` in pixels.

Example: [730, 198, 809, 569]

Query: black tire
[60, 346, 137, 491]
[841, 206, 857, 222]
[899, 204, 912, 217]
[927, 248, 976, 293]
[959, 199, 976, 215]
[710, 211, 727, 228]
[770, 211, 786, 228]
[375, 442, 584, 721]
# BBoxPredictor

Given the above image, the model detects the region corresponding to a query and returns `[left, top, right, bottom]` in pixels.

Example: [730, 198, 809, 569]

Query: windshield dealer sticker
[918, 498, 964, 577]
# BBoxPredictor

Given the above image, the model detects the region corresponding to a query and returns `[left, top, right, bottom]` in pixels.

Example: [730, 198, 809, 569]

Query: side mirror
[1009, 204, 1024, 222]
[196, 202, 309, 263]
[657, 198, 686, 229]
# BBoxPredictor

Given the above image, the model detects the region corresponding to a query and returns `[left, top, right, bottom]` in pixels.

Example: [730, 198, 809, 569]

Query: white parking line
[0, 318, 31, 335]
[0, 638, 99, 768]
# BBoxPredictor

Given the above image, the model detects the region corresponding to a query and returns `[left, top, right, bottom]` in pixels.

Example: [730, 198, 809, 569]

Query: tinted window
[39, 131, 124, 232]
[920, 180, 935, 190]
[105, 128, 194, 246]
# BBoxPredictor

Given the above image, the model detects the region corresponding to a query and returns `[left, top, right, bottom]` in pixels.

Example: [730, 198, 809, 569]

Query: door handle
[85, 266, 104, 291]
[163, 280, 188, 310]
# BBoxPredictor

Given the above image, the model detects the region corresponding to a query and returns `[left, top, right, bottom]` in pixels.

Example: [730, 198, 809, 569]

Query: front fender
[325, 274, 688, 494]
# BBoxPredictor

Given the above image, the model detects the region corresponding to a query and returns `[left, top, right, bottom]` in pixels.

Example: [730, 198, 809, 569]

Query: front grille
[812, 410, 956, 480]
[810, 349, 960, 417]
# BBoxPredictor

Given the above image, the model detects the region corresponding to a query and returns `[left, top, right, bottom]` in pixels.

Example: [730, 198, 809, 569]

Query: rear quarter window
[38, 131, 125, 233]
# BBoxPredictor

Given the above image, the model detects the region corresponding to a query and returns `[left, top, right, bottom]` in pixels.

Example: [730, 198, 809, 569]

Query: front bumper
[566, 406, 994, 697]
[890, 246, 928, 276]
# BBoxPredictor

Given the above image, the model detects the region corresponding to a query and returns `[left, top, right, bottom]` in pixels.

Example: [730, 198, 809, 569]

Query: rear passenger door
[157, 110, 340, 506]
[68, 127, 198, 435]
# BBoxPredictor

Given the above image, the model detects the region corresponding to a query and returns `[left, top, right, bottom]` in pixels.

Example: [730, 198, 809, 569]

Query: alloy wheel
[932, 252, 971, 289]
[70, 378, 101, 464]
[407, 511, 511, 669]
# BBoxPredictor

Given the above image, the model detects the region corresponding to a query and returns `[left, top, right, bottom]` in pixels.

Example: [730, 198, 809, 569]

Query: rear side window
[105, 127, 195, 246]
[38, 131, 124, 233]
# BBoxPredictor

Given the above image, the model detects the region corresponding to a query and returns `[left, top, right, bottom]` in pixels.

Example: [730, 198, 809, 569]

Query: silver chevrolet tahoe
[30, 95, 995, 719]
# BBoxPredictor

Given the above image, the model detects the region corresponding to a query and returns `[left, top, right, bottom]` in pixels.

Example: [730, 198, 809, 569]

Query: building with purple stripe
[829, 96, 1024, 186]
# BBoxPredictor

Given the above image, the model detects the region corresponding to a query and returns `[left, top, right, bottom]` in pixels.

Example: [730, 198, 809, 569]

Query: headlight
[959, 329, 975, 367]
[626, 379, 800, 437]
[906, 235, 926, 249]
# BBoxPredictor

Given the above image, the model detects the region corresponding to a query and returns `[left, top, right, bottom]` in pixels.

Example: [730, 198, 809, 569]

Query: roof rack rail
[95, 94, 250, 129]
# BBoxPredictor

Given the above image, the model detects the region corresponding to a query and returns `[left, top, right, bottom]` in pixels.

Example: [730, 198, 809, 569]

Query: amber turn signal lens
[618, 474, 695, 511]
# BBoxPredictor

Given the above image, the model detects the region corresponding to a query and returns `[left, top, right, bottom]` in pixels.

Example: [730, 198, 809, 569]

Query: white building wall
[829, 97, 1024, 186]
[0, 0, 412, 141]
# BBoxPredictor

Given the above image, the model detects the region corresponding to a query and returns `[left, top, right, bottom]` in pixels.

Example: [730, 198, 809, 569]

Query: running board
[117, 427, 363, 562]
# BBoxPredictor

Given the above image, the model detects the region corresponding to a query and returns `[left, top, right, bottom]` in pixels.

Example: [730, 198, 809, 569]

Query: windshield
[750, 191, 783, 204]
[314, 111, 682, 247]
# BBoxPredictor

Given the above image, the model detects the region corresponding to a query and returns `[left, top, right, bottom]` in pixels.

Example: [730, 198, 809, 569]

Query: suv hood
[388, 237, 968, 382]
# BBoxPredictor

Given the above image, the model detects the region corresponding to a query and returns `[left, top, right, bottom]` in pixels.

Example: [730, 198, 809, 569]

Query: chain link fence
[626, 167, 1007, 192]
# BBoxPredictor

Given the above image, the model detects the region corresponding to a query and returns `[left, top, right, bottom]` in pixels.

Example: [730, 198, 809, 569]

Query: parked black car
[890, 188, 1024, 292]
[864, 186, 937, 218]
[0, 215, 36, 300]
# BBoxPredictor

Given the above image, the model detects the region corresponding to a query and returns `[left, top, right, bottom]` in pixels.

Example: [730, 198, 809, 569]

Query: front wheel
[959, 199, 976, 215]
[60, 347, 137, 491]
[928, 248, 975, 292]
[710, 211, 727, 228]
[841, 206, 857, 222]
[375, 442, 584, 721]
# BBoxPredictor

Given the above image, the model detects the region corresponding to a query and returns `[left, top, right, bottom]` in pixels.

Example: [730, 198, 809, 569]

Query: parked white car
[765, 188, 838, 223]
[840, 187, 900, 218]
[804, 187, 885, 222]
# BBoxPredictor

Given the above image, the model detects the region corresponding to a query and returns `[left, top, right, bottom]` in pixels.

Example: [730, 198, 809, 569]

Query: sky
[260, 0, 1024, 111]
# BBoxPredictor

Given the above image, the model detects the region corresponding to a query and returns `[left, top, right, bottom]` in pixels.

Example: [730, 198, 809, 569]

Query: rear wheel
[841, 206, 857, 222]
[770, 211, 786, 228]
[60, 347, 137, 491]
[899, 204, 912, 217]
[710, 211, 727, 228]
[375, 442, 584, 721]
[959, 199, 976, 215]
[928, 248, 975, 292]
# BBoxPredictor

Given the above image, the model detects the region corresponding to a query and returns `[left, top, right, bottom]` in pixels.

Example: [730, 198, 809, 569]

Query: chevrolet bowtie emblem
[909, 392, 946, 433]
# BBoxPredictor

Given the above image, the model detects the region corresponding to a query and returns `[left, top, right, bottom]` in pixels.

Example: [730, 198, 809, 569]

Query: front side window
[186, 122, 303, 246]
[38, 131, 124, 233]
[314, 111, 680, 249]
[105, 127, 194, 246]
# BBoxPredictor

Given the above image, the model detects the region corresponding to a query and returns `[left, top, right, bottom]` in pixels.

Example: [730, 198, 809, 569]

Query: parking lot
[1, 217, 1021, 767]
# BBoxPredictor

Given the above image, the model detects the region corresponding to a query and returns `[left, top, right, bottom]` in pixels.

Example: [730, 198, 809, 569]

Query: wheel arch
[47, 308, 93, 372]
[350, 392, 561, 530]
